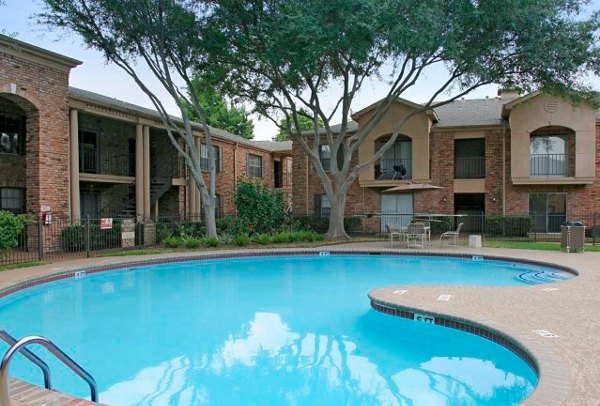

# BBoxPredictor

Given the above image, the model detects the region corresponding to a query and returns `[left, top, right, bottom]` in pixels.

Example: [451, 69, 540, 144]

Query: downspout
[305, 154, 309, 215]
[502, 127, 506, 215]
[233, 142, 238, 215]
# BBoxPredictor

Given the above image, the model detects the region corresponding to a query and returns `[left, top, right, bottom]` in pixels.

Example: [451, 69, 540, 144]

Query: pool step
[518, 270, 569, 284]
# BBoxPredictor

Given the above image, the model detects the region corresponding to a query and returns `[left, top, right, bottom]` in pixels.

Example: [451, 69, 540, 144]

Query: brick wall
[0, 50, 72, 218]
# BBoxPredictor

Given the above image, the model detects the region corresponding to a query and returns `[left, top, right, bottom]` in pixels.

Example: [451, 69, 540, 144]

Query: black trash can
[561, 221, 585, 253]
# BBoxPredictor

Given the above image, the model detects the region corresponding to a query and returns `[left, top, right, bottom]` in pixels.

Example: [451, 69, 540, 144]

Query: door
[80, 191, 99, 218]
[381, 193, 413, 232]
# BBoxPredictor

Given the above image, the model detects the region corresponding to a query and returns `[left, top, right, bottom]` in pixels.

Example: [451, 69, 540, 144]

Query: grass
[483, 239, 600, 252]
[0, 261, 49, 272]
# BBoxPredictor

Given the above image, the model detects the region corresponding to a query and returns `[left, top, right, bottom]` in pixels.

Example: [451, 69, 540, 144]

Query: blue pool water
[0, 255, 571, 405]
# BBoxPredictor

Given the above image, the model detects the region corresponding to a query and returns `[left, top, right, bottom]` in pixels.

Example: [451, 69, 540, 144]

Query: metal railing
[374, 158, 412, 180]
[0, 331, 51, 390]
[454, 156, 485, 178]
[0, 331, 98, 404]
[530, 153, 567, 176]
[80, 148, 135, 177]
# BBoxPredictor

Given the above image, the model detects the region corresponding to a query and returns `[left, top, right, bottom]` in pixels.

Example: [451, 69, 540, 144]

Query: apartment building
[0, 37, 292, 222]
[292, 90, 599, 232]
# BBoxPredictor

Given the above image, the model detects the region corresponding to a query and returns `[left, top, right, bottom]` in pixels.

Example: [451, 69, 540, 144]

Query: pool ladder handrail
[0, 330, 98, 405]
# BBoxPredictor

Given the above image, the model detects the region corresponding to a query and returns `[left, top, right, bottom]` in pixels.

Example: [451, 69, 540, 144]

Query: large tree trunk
[326, 188, 349, 239]
[200, 190, 218, 238]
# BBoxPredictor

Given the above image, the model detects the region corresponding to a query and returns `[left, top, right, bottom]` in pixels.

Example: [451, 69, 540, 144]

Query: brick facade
[0, 49, 76, 218]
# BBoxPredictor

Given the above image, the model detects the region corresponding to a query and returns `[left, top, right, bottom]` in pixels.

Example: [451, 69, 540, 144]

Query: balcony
[455, 156, 485, 179]
[530, 153, 567, 177]
[80, 148, 135, 177]
[374, 158, 412, 180]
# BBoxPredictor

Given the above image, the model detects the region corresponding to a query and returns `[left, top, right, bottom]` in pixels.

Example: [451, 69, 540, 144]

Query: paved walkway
[0, 243, 598, 405]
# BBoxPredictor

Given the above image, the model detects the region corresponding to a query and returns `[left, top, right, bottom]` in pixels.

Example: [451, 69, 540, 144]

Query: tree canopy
[183, 76, 255, 139]
[274, 108, 323, 141]
[204, 0, 600, 238]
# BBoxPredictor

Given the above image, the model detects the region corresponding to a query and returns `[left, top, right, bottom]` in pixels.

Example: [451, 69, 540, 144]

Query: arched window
[529, 127, 572, 176]
[374, 135, 412, 180]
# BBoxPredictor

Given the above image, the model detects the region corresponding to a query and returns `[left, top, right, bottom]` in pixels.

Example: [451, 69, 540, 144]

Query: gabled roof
[69, 87, 292, 153]
[500, 91, 543, 118]
[351, 97, 439, 122]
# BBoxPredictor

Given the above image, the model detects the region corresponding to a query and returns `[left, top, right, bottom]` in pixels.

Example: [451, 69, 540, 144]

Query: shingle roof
[432, 97, 511, 128]
[68, 87, 292, 153]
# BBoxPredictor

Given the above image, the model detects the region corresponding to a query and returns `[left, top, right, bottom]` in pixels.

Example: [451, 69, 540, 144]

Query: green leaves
[0, 211, 27, 254]
[183, 75, 255, 139]
[234, 177, 286, 234]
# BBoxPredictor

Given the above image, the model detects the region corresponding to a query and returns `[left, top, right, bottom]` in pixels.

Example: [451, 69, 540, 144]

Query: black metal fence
[2, 212, 600, 266]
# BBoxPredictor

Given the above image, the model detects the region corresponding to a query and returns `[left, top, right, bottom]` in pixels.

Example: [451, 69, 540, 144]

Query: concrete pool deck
[0, 244, 598, 405]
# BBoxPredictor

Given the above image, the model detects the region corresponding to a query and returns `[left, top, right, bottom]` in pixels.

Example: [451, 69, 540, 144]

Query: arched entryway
[529, 126, 575, 177]
[0, 94, 38, 215]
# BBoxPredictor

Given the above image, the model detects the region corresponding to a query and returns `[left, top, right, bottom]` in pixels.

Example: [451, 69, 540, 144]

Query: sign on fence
[121, 219, 136, 248]
[100, 218, 113, 230]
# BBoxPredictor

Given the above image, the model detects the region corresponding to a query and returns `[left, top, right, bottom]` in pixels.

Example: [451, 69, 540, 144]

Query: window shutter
[314, 194, 321, 218]
[216, 146, 222, 173]
[246, 153, 250, 176]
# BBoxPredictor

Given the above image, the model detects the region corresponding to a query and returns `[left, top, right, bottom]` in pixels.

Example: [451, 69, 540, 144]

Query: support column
[188, 178, 197, 216]
[143, 126, 151, 219]
[135, 124, 144, 219]
[69, 109, 80, 220]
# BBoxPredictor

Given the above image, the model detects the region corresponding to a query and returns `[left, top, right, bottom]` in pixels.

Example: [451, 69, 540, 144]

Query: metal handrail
[0, 331, 51, 391]
[0, 333, 98, 405]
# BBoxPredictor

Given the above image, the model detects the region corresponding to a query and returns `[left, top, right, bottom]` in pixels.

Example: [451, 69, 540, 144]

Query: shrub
[60, 223, 121, 252]
[235, 178, 286, 234]
[0, 211, 27, 255]
[163, 236, 182, 248]
[252, 233, 273, 245]
[202, 236, 220, 247]
[272, 231, 293, 243]
[218, 234, 235, 245]
[297, 230, 324, 242]
[183, 236, 201, 249]
[234, 234, 250, 246]
[216, 216, 246, 235]
[293, 216, 361, 234]
[485, 216, 532, 237]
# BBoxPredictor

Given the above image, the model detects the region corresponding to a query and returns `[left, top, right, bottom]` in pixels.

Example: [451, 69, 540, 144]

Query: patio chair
[440, 222, 464, 247]
[386, 224, 406, 247]
[406, 222, 427, 248]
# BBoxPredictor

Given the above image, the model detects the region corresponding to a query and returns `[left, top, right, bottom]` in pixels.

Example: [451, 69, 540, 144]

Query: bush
[163, 235, 182, 248]
[183, 236, 201, 249]
[235, 178, 286, 234]
[0, 211, 27, 255]
[60, 223, 121, 252]
[272, 231, 293, 243]
[485, 216, 532, 237]
[292, 216, 362, 234]
[234, 234, 250, 246]
[216, 216, 247, 235]
[202, 236, 220, 247]
[252, 233, 273, 245]
[157, 221, 205, 242]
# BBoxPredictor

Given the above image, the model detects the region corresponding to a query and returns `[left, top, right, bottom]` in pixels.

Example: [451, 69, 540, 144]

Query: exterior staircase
[119, 178, 172, 218]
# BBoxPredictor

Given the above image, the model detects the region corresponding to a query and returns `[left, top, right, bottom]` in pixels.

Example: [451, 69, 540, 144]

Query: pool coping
[0, 247, 590, 405]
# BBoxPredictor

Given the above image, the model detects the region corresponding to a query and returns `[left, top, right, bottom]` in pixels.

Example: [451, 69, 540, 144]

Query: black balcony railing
[530, 153, 567, 176]
[80, 149, 135, 177]
[374, 158, 412, 180]
[455, 156, 485, 179]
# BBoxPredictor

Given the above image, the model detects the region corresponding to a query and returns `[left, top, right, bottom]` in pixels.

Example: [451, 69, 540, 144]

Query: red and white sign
[100, 218, 113, 230]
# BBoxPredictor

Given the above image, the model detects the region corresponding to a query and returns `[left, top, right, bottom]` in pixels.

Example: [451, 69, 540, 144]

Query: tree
[183, 75, 255, 139]
[39, 0, 221, 237]
[274, 108, 323, 141]
[206, 0, 600, 239]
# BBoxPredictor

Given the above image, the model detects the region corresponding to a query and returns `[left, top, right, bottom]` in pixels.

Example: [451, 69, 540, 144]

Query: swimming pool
[0, 254, 573, 405]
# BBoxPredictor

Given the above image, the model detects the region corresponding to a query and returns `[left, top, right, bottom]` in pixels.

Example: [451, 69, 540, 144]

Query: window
[529, 193, 566, 232]
[0, 188, 25, 214]
[200, 144, 221, 172]
[319, 144, 345, 172]
[247, 154, 263, 178]
[454, 139, 485, 179]
[79, 130, 98, 173]
[375, 136, 412, 180]
[0, 103, 26, 155]
[314, 194, 331, 218]
[530, 135, 567, 176]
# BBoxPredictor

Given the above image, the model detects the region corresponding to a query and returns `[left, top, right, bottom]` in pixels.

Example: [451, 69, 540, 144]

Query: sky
[2, 0, 599, 141]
